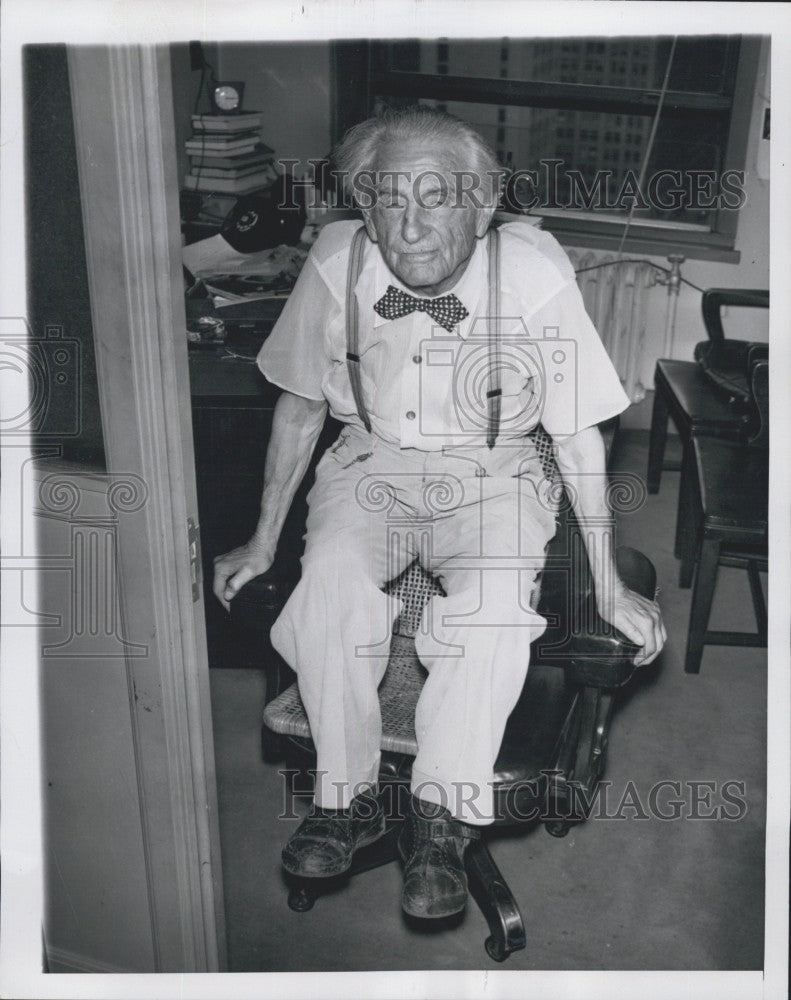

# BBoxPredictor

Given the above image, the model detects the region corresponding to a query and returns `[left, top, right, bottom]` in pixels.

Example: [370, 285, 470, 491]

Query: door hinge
[187, 517, 201, 602]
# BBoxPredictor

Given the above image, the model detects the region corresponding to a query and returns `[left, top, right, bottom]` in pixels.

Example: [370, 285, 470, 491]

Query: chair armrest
[230, 568, 296, 634]
[747, 342, 769, 373]
[564, 546, 657, 688]
[747, 360, 769, 449]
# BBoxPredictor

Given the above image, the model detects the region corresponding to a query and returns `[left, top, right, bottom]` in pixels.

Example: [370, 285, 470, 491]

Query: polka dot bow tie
[373, 285, 469, 332]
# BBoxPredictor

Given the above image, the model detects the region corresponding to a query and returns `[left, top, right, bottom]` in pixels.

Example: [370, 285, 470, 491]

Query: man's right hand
[212, 542, 276, 612]
[211, 391, 328, 613]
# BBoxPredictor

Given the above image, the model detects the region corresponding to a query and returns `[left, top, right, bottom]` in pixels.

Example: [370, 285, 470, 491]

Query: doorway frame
[65, 44, 226, 971]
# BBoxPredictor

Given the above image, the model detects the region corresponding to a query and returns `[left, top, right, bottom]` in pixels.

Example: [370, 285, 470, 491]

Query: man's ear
[361, 211, 379, 243]
[475, 204, 497, 239]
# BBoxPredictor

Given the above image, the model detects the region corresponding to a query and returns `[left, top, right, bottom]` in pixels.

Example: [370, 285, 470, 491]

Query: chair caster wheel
[545, 820, 571, 838]
[485, 935, 509, 963]
[288, 886, 315, 911]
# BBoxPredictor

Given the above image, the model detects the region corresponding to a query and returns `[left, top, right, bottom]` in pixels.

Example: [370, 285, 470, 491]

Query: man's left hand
[598, 583, 667, 666]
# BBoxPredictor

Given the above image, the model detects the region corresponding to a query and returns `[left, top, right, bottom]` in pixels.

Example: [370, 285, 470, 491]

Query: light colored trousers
[271, 426, 557, 824]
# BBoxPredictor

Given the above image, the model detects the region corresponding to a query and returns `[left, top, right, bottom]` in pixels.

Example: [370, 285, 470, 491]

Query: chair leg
[747, 559, 768, 644]
[647, 383, 670, 494]
[466, 838, 526, 962]
[685, 534, 720, 674]
[675, 440, 697, 572]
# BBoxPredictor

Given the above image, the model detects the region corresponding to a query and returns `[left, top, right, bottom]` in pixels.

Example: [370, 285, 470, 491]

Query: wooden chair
[233, 425, 657, 962]
[647, 288, 768, 586]
[682, 361, 768, 674]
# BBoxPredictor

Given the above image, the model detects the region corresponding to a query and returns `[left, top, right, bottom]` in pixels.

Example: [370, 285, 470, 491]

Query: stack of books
[185, 112, 278, 194]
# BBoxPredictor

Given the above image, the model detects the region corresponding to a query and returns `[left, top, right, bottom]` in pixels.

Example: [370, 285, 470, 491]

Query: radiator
[569, 250, 656, 403]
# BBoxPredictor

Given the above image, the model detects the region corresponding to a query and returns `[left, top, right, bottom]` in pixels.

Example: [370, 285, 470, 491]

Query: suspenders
[485, 227, 502, 450]
[345, 226, 372, 433]
[345, 226, 503, 449]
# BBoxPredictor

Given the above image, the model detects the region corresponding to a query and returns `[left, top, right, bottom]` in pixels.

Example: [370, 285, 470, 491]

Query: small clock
[210, 81, 245, 115]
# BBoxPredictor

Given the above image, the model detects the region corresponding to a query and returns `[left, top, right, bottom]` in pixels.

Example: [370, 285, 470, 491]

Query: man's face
[361, 135, 493, 297]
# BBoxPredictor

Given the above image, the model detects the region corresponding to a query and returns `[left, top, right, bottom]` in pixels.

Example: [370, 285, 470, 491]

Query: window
[365, 35, 759, 261]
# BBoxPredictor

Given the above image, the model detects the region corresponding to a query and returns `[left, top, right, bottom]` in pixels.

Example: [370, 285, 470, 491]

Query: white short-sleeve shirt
[257, 220, 629, 450]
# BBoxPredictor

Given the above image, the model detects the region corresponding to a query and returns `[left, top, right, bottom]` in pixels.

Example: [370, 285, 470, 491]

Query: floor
[208, 431, 768, 972]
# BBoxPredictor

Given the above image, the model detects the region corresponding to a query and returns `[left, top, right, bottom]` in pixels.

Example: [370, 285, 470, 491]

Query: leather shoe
[281, 789, 385, 878]
[398, 796, 480, 918]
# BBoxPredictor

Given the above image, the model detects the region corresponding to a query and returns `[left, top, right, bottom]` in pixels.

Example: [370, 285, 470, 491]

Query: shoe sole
[282, 821, 387, 879]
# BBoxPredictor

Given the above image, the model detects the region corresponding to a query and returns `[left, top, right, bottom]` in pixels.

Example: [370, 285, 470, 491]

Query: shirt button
[406, 410, 416, 420]
[412, 355, 422, 364]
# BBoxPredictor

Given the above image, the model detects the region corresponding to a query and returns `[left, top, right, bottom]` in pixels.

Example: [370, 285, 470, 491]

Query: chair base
[275, 678, 607, 964]
[281, 778, 600, 963]
[283, 811, 529, 962]
[467, 837, 527, 961]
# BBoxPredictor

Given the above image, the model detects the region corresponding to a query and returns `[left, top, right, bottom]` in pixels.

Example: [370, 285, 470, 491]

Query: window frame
[336, 36, 763, 263]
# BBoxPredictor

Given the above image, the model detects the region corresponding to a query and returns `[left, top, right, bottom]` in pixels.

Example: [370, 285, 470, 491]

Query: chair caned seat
[263, 632, 428, 754]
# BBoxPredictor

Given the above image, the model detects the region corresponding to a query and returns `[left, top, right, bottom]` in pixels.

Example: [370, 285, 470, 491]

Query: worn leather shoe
[281, 789, 385, 878]
[398, 796, 480, 918]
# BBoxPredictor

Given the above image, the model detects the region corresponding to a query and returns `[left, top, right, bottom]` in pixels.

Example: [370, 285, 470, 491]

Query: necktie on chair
[373, 285, 469, 332]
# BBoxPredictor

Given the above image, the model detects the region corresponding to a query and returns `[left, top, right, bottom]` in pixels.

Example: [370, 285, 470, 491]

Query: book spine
[183, 174, 275, 194]
[191, 115, 261, 128]
[184, 142, 259, 154]
[189, 164, 276, 179]
[188, 153, 274, 167]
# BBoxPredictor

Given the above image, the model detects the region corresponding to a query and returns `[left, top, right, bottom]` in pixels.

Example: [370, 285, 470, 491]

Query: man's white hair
[331, 105, 504, 209]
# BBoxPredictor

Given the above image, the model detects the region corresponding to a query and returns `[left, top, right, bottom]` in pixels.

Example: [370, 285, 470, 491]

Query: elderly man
[213, 107, 665, 919]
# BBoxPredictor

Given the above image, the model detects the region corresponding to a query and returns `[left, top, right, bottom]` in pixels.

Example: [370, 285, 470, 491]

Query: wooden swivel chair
[232, 425, 657, 962]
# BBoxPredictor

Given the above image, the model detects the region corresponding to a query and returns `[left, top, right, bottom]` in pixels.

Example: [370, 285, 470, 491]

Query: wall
[216, 42, 332, 173]
[170, 42, 221, 187]
[37, 464, 156, 973]
[24, 45, 106, 467]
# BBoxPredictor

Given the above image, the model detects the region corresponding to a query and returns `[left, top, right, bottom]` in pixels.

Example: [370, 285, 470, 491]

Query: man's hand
[212, 541, 275, 613]
[211, 391, 328, 613]
[597, 581, 667, 666]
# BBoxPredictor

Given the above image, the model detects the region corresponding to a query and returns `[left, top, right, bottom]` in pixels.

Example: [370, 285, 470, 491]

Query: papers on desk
[203, 274, 294, 308]
[184, 233, 301, 278]
[183, 235, 308, 307]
